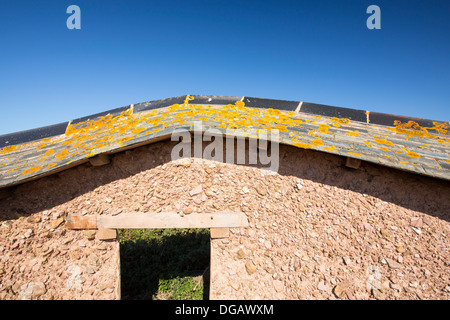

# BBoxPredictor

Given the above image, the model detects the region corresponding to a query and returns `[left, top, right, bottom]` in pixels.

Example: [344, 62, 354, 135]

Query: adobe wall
[0, 139, 449, 299]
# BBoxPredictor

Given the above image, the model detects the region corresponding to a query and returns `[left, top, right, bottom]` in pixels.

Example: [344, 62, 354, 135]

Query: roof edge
[0, 95, 448, 149]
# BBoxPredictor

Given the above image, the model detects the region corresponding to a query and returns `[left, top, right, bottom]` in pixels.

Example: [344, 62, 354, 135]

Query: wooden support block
[210, 227, 230, 239]
[67, 213, 97, 229]
[97, 228, 117, 241]
[346, 157, 361, 169]
[97, 212, 249, 229]
[89, 154, 110, 167]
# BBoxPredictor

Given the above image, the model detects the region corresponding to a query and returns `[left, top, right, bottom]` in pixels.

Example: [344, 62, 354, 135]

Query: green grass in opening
[118, 228, 210, 300]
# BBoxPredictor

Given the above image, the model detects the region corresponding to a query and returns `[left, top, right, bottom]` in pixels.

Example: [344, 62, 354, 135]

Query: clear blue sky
[0, 0, 449, 135]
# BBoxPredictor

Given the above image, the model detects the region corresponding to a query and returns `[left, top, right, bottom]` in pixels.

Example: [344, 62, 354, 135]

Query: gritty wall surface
[0, 139, 449, 299]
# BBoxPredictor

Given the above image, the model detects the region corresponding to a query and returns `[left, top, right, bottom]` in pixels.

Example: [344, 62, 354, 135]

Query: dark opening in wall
[118, 228, 210, 300]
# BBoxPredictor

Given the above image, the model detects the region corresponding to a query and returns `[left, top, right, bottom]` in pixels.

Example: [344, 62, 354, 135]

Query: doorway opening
[118, 228, 210, 300]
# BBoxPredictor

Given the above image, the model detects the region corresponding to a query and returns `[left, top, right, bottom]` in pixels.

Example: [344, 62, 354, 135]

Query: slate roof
[0, 94, 449, 189]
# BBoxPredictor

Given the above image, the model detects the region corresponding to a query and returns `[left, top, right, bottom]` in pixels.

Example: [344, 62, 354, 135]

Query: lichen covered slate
[0, 95, 449, 188]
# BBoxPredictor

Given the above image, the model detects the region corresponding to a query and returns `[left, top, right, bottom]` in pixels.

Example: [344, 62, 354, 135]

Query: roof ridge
[0, 95, 448, 148]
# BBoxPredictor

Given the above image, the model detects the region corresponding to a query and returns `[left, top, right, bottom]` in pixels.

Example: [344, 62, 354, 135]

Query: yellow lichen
[323, 146, 338, 152]
[132, 127, 146, 135]
[406, 151, 421, 159]
[44, 149, 55, 156]
[318, 124, 330, 133]
[374, 138, 394, 146]
[393, 120, 429, 137]
[2, 145, 16, 153]
[55, 150, 69, 160]
[311, 138, 324, 147]
[182, 95, 195, 107]
[22, 166, 42, 175]
[392, 120, 450, 139]
[293, 141, 310, 149]
[347, 152, 361, 157]
[330, 117, 350, 125]
[119, 137, 132, 145]
[235, 101, 245, 108]
[431, 121, 450, 135]
[273, 125, 289, 132]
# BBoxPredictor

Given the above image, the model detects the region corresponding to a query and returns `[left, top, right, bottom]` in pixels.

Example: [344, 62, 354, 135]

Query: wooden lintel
[346, 157, 362, 169]
[89, 154, 110, 167]
[67, 214, 97, 230]
[67, 212, 248, 230]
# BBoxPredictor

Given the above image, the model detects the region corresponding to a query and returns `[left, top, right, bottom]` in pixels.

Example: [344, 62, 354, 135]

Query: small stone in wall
[333, 281, 351, 299]
[50, 217, 64, 230]
[86, 265, 96, 274]
[229, 280, 240, 291]
[19, 281, 46, 300]
[318, 280, 331, 292]
[255, 186, 267, 196]
[385, 258, 402, 269]
[84, 230, 96, 240]
[245, 261, 257, 275]
[66, 265, 82, 292]
[380, 229, 391, 237]
[1, 220, 12, 230]
[410, 217, 423, 228]
[26, 216, 41, 224]
[372, 288, 384, 300]
[342, 256, 352, 266]
[189, 185, 203, 196]
[273, 280, 285, 293]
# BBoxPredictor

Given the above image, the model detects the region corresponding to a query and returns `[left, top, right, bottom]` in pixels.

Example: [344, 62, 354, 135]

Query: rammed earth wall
[0, 139, 449, 299]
